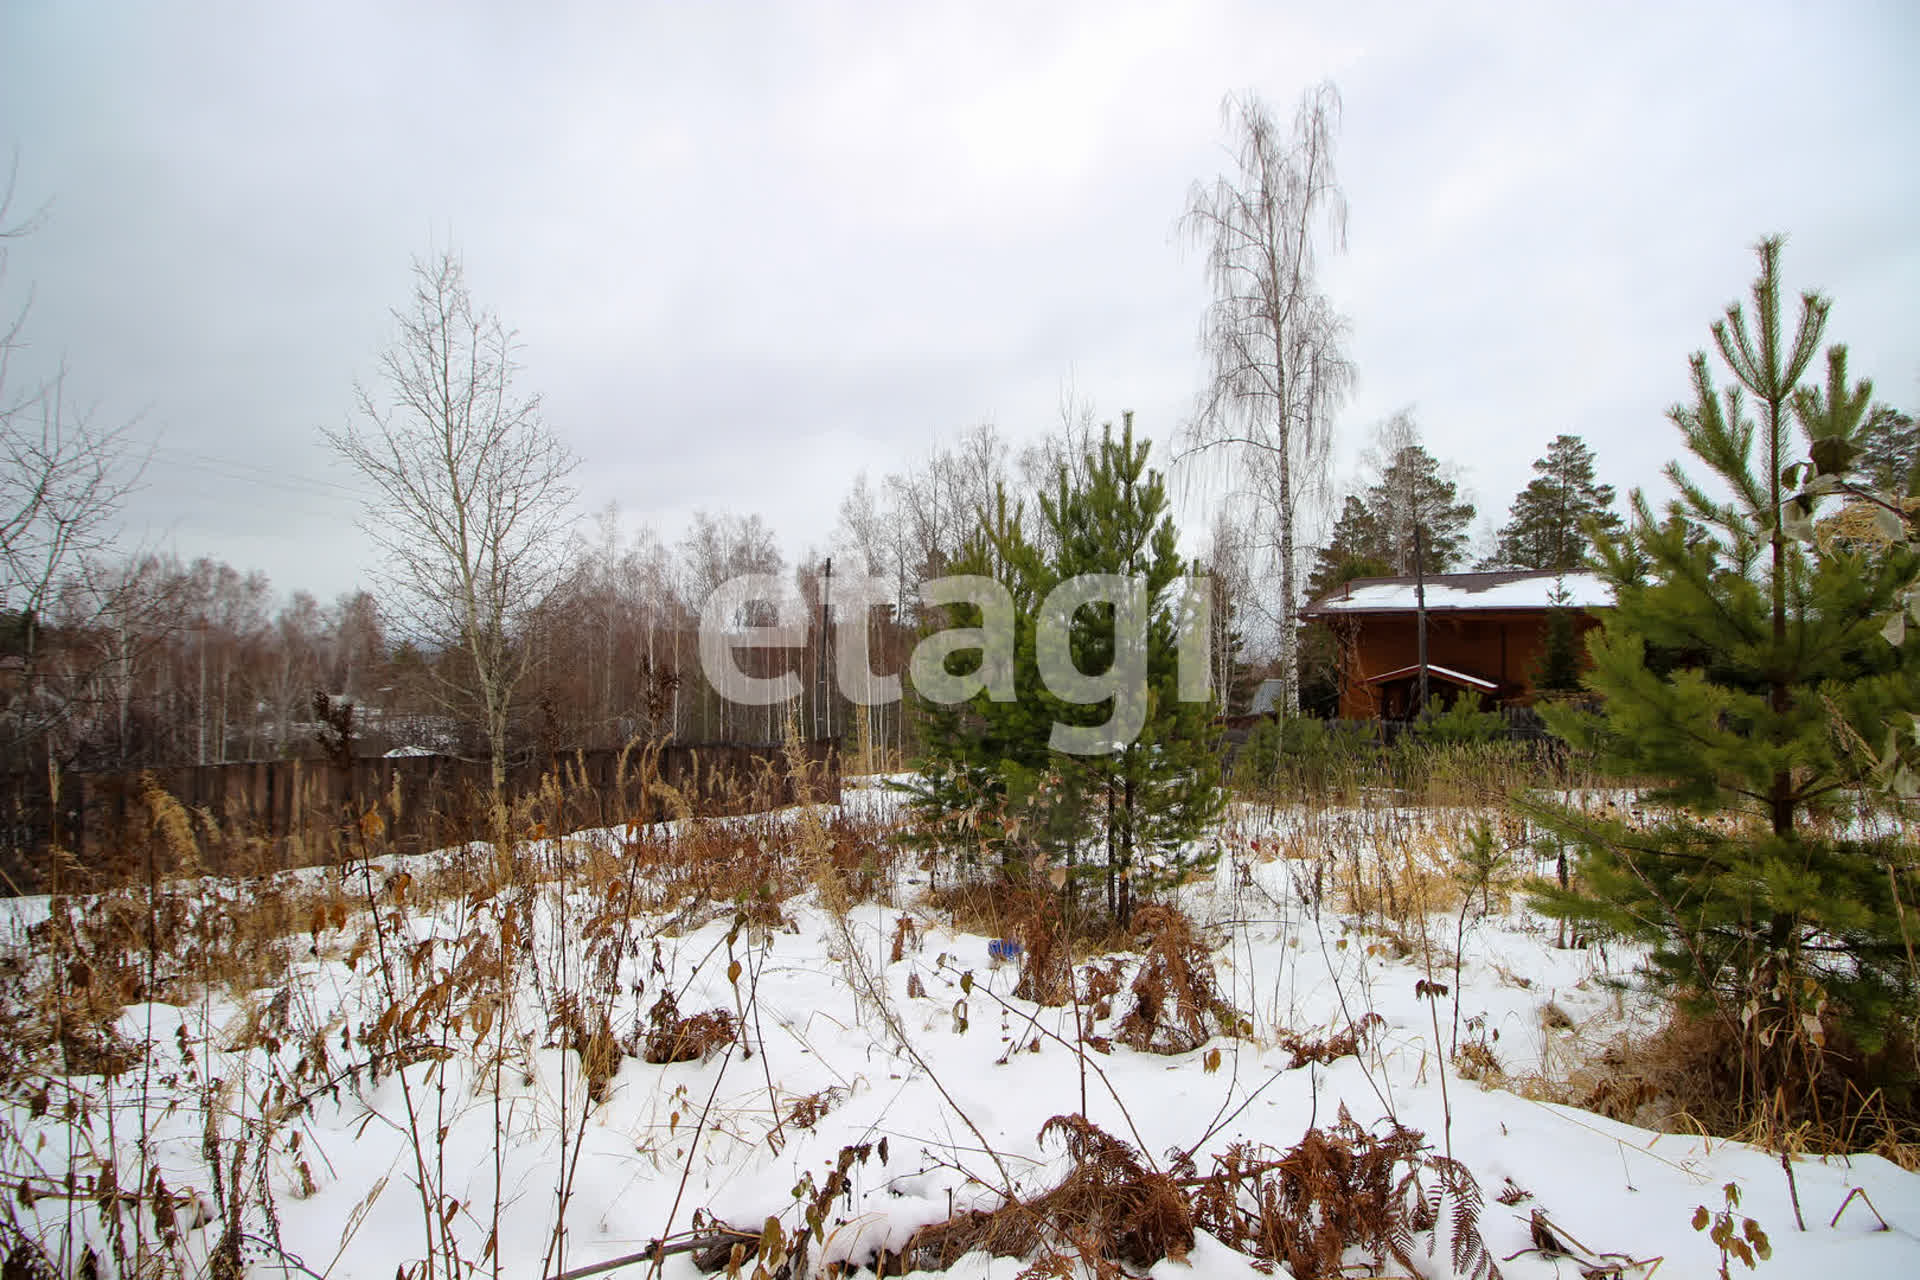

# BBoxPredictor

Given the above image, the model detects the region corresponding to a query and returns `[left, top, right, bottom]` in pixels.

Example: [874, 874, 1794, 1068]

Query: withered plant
[900, 1116, 1192, 1277]
[1182, 1105, 1500, 1280]
[1115, 906, 1248, 1055]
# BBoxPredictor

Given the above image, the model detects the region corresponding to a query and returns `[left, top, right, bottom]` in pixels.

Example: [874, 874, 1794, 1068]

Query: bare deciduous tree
[1181, 83, 1354, 716]
[678, 509, 786, 740]
[324, 588, 385, 701]
[1, 166, 144, 765]
[882, 422, 1009, 602]
[46, 554, 188, 769]
[1202, 504, 1259, 713]
[326, 251, 576, 798]
[526, 505, 686, 748]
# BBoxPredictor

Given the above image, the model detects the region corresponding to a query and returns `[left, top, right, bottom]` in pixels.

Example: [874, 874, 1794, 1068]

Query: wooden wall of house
[0, 740, 839, 891]
[1330, 611, 1601, 719]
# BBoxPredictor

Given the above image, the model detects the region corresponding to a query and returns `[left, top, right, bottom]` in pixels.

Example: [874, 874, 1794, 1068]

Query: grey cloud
[0, 1, 1913, 604]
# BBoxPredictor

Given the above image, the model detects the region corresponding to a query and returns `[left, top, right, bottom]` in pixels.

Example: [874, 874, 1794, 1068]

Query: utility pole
[198, 624, 208, 765]
[819, 557, 833, 741]
[1413, 525, 1429, 719]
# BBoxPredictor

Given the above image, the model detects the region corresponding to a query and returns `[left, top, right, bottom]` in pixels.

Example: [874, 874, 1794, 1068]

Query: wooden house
[1302, 570, 1611, 720]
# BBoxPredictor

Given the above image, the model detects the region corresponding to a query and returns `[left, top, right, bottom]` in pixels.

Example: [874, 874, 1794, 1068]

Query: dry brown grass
[1233, 733, 1595, 813]
[925, 876, 1135, 967]
[1516, 1008, 1920, 1170]
[1332, 825, 1466, 925]
[13, 735, 1902, 1275]
[0, 741, 911, 1279]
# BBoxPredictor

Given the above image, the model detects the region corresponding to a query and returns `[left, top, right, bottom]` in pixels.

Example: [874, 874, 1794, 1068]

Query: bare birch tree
[326, 251, 576, 798]
[1202, 503, 1259, 712]
[1181, 83, 1354, 716]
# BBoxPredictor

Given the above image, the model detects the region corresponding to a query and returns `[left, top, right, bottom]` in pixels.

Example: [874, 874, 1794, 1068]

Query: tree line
[6, 259, 1911, 781]
[6, 87, 1917, 793]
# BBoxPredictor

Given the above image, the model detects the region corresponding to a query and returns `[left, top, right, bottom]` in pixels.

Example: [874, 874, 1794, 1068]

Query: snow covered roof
[1304, 569, 1613, 615]
[1362, 662, 1502, 691]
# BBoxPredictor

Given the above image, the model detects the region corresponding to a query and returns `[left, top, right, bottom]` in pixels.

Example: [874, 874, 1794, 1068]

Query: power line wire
[141, 445, 369, 503]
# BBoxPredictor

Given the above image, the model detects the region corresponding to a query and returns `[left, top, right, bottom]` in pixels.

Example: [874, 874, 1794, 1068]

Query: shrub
[1411, 699, 1505, 747]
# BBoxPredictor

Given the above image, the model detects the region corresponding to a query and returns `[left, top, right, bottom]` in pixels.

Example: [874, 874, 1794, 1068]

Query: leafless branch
[0, 162, 147, 758]
[1179, 84, 1353, 716]
[324, 251, 577, 794]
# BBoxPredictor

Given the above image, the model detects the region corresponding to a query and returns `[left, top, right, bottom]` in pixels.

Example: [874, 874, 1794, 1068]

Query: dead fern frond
[1277, 1011, 1385, 1070]
[1183, 1105, 1500, 1280]
[638, 991, 736, 1065]
[1115, 906, 1247, 1054]
[1010, 893, 1072, 1007]
[900, 1116, 1193, 1273]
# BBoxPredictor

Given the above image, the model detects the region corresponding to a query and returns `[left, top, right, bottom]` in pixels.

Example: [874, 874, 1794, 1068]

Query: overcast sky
[3, 1, 1916, 605]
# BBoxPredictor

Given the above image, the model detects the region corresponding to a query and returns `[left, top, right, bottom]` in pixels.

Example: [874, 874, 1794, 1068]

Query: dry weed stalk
[0, 737, 879, 1278]
[872, 1106, 1505, 1280]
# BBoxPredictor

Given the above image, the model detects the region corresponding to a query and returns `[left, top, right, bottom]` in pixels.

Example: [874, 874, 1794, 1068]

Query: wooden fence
[0, 740, 839, 891]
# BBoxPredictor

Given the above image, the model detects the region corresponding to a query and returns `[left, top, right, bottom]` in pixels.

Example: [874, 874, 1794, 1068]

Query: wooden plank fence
[0, 740, 839, 892]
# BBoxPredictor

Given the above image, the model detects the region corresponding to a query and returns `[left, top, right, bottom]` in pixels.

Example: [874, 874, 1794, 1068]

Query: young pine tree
[1306, 494, 1393, 602]
[899, 486, 1083, 884]
[1044, 415, 1225, 923]
[904, 416, 1224, 925]
[1530, 577, 1584, 695]
[1528, 239, 1920, 1126]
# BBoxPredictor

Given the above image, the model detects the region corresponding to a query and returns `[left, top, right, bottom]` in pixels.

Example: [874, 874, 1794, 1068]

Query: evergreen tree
[1306, 495, 1392, 602]
[1491, 434, 1623, 570]
[1528, 240, 1920, 1124]
[0, 607, 30, 658]
[1364, 444, 1475, 573]
[1045, 416, 1226, 922]
[900, 487, 1075, 882]
[1530, 578, 1582, 694]
[1857, 402, 1919, 496]
[904, 415, 1225, 925]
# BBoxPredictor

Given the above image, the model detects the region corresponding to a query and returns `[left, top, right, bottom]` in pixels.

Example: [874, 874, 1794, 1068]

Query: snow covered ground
[2, 784, 1914, 1278]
